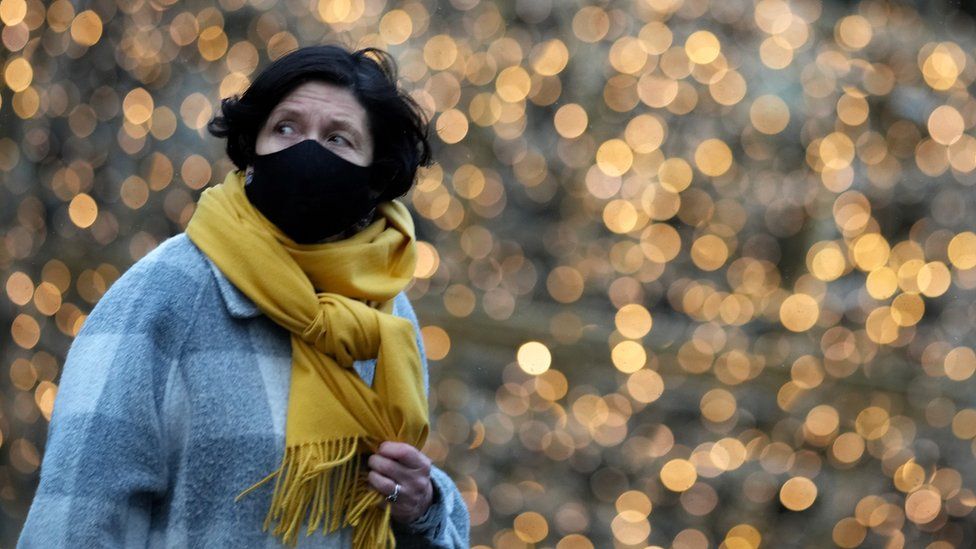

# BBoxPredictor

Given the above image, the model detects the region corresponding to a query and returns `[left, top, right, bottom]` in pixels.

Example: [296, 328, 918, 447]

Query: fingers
[366, 464, 431, 523]
[366, 453, 428, 499]
[376, 441, 431, 471]
[367, 470, 396, 497]
[367, 453, 402, 480]
[366, 443, 435, 524]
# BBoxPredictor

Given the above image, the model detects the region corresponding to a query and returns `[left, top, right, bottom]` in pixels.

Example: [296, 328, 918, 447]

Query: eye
[327, 133, 353, 147]
[273, 121, 296, 136]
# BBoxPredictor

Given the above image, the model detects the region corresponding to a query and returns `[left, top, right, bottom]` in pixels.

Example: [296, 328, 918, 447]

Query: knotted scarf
[185, 170, 429, 547]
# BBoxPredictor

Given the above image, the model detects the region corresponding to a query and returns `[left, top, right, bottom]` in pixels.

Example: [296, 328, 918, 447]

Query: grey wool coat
[18, 233, 470, 548]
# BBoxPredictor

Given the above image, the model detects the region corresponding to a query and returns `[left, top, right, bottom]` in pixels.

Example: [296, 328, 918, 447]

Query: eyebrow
[268, 106, 365, 142]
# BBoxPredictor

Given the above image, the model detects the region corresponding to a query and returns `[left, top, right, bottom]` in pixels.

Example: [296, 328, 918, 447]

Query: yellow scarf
[185, 170, 429, 548]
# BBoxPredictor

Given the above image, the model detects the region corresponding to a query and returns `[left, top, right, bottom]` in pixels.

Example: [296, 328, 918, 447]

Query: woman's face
[252, 80, 374, 167]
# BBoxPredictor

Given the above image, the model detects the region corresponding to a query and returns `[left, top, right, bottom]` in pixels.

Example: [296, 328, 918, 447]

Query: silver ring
[386, 483, 401, 503]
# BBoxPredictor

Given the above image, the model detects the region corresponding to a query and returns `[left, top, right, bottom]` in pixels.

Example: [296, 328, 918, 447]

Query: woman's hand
[367, 441, 434, 524]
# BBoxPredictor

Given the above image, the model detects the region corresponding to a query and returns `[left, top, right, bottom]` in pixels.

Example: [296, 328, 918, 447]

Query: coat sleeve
[392, 293, 471, 549]
[17, 255, 203, 548]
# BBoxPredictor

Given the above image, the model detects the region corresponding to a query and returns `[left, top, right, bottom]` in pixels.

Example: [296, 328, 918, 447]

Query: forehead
[270, 80, 368, 127]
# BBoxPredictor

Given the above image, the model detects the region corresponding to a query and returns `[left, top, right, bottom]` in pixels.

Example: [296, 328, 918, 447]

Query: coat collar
[205, 256, 263, 319]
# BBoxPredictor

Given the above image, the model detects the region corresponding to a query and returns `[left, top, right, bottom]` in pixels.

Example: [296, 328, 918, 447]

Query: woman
[19, 45, 469, 548]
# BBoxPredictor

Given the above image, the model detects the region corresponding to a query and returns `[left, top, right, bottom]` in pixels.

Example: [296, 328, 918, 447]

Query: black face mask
[244, 139, 376, 244]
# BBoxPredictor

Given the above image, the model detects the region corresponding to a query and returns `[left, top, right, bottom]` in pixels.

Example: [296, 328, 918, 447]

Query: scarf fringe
[235, 436, 395, 548]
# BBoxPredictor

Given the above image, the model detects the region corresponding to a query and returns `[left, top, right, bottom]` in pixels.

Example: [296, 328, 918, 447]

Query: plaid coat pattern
[18, 233, 470, 548]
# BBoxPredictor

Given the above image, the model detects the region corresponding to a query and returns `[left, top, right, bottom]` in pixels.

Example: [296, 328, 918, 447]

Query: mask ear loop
[369, 161, 398, 203]
[351, 207, 378, 232]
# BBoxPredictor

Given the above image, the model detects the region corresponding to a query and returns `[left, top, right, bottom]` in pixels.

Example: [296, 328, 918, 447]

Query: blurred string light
[2, 0, 976, 547]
